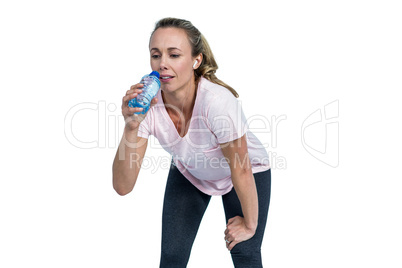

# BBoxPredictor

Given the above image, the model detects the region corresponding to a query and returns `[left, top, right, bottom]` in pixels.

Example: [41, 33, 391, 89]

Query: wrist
[244, 220, 257, 233]
[123, 127, 139, 143]
[124, 126, 139, 134]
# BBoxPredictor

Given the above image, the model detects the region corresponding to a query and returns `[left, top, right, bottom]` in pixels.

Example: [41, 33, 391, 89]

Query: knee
[160, 249, 189, 267]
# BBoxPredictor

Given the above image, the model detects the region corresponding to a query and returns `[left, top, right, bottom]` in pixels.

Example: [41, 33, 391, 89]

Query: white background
[1, 0, 401, 267]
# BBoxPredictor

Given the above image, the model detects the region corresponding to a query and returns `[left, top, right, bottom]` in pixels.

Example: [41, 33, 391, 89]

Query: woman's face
[149, 27, 198, 94]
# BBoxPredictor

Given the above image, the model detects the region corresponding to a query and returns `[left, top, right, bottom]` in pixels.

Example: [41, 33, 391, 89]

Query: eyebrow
[150, 47, 182, 52]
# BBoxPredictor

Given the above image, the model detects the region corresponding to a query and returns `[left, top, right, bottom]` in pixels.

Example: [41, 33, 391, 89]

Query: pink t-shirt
[137, 77, 270, 195]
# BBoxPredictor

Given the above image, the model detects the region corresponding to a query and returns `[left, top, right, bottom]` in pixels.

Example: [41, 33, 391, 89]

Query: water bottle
[128, 71, 161, 114]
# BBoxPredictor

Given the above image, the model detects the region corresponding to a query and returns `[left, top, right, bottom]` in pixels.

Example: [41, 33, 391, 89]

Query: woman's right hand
[122, 83, 158, 131]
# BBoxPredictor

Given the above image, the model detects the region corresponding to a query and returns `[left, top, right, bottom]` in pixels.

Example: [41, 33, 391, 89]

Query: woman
[113, 17, 271, 267]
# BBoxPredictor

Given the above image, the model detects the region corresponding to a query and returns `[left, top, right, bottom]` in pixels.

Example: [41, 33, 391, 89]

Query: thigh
[222, 169, 271, 267]
[160, 164, 211, 267]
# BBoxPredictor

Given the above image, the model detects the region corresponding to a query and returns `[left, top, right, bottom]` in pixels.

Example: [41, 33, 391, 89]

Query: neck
[162, 79, 197, 116]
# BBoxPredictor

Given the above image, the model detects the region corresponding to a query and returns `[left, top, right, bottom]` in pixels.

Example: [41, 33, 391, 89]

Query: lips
[160, 75, 174, 82]
[160, 75, 174, 79]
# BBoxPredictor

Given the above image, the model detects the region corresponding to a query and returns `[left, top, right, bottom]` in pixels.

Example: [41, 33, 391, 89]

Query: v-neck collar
[159, 79, 202, 139]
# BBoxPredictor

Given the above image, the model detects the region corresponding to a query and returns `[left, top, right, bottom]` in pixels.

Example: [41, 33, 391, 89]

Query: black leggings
[160, 165, 271, 267]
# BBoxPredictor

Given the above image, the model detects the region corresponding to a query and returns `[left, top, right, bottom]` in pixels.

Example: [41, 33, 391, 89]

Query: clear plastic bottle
[128, 71, 161, 114]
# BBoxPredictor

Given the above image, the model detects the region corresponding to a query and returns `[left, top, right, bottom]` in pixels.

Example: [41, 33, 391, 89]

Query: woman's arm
[112, 83, 157, 196]
[112, 128, 148, 196]
[220, 134, 258, 250]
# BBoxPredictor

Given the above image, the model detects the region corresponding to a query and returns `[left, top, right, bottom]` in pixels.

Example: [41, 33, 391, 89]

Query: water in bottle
[128, 71, 161, 114]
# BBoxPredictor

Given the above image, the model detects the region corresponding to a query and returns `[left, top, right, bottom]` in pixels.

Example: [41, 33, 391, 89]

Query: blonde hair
[150, 17, 239, 98]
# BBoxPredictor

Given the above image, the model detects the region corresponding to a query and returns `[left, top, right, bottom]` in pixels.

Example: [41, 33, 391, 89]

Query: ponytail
[194, 35, 239, 98]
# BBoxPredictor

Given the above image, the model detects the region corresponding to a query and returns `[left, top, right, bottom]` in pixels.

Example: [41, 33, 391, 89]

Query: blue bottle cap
[150, 71, 160, 78]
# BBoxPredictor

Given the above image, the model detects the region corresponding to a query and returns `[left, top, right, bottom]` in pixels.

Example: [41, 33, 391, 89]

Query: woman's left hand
[224, 216, 256, 251]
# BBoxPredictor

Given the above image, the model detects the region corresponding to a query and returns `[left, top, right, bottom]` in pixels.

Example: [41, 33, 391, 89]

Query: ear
[193, 53, 203, 69]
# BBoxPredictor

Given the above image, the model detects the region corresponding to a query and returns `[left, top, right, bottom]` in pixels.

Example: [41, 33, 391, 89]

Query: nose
[159, 55, 168, 71]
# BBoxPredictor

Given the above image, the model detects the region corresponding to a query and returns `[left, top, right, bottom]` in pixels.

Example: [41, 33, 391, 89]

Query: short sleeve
[137, 109, 153, 139]
[206, 93, 248, 144]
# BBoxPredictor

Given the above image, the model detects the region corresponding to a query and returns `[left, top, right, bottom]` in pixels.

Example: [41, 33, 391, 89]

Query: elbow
[114, 185, 133, 196]
[114, 187, 132, 196]
[233, 166, 252, 180]
[113, 177, 134, 196]
[240, 166, 252, 177]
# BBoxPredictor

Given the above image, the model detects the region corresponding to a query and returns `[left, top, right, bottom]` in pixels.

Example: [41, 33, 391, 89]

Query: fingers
[123, 83, 144, 102]
[127, 107, 144, 114]
[121, 84, 145, 119]
[122, 96, 143, 116]
[149, 97, 159, 109]
[127, 84, 144, 97]
[225, 237, 237, 251]
[122, 92, 139, 106]
[120, 83, 151, 130]
[130, 83, 144, 91]
[123, 88, 143, 106]
[151, 97, 159, 105]
[224, 226, 235, 250]
[228, 241, 238, 251]
[224, 233, 238, 250]
[226, 216, 240, 226]
[224, 216, 252, 251]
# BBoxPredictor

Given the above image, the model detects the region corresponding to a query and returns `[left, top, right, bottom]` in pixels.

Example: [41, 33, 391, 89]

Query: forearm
[112, 128, 143, 195]
[231, 170, 259, 231]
